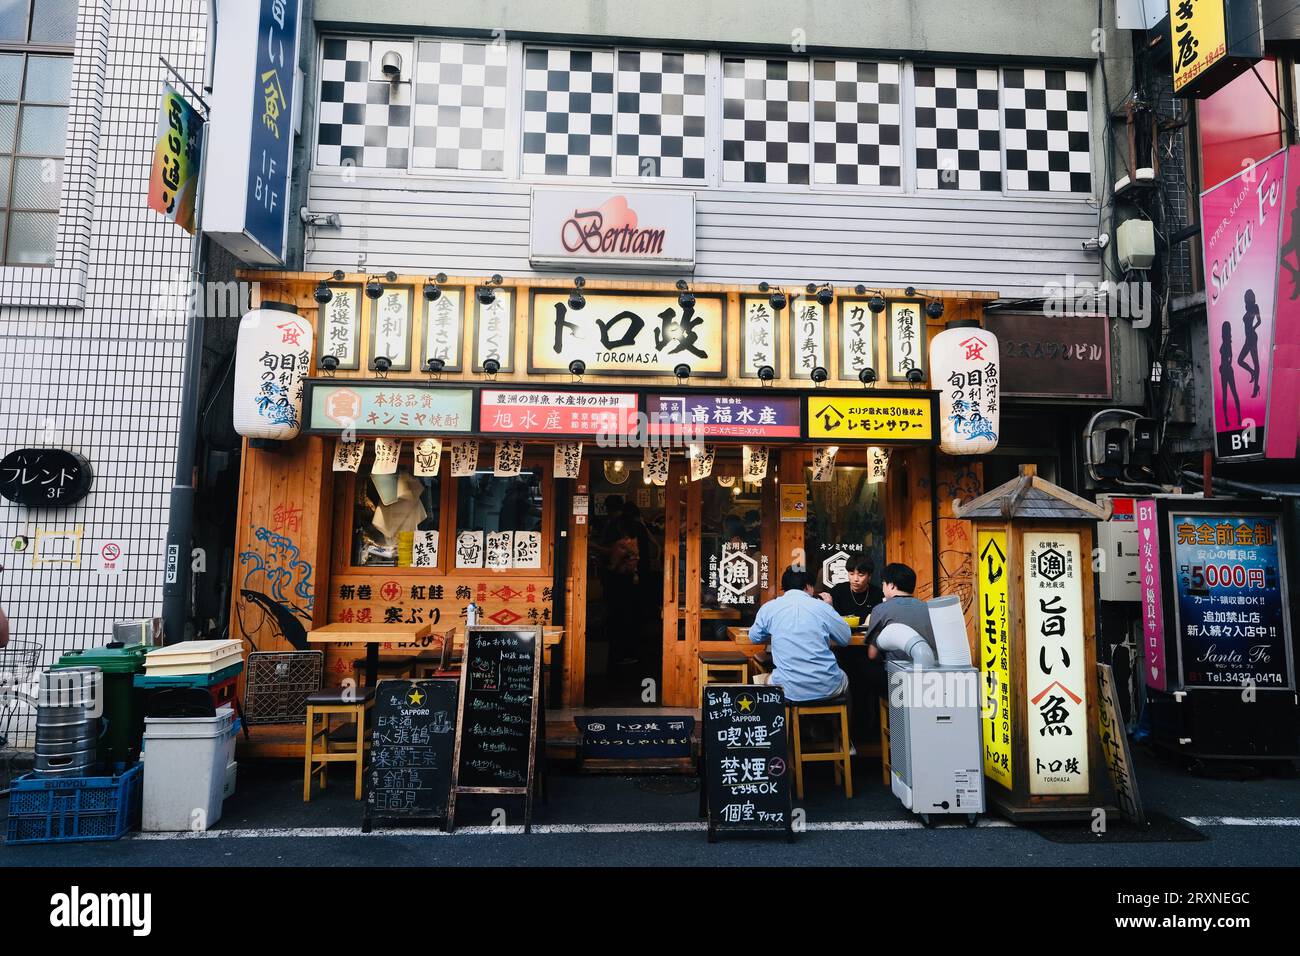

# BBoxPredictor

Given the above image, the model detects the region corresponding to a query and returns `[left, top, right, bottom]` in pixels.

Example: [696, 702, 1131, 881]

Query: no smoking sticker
[95, 540, 126, 575]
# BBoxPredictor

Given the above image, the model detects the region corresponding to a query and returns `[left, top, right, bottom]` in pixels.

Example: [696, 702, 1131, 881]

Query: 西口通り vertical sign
[530, 290, 725, 375]
[977, 529, 1012, 790]
[1023, 531, 1088, 795]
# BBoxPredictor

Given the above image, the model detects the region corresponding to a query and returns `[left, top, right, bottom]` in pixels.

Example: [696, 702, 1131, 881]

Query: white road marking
[1182, 816, 1300, 827]
[130, 817, 1015, 840]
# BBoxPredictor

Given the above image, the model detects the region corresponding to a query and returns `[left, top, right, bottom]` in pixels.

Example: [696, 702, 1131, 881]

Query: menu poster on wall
[412, 530, 438, 568]
[643, 445, 670, 485]
[455, 530, 485, 569]
[423, 289, 464, 371]
[372, 437, 401, 475]
[1170, 511, 1293, 690]
[1023, 531, 1089, 796]
[450, 627, 542, 831]
[780, 484, 807, 522]
[977, 529, 1013, 790]
[887, 300, 925, 381]
[701, 684, 793, 840]
[740, 296, 779, 377]
[789, 298, 827, 377]
[362, 679, 458, 831]
[494, 439, 524, 476]
[688, 443, 716, 481]
[371, 287, 414, 372]
[473, 289, 515, 372]
[414, 438, 442, 477]
[838, 298, 878, 382]
[322, 285, 362, 370]
[333, 438, 365, 472]
[485, 531, 513, 570]
[742, 444, 769, 481]
[555, 441, 583, 479]
[514, 531, 542, 569]
[449, 440, 479, 476]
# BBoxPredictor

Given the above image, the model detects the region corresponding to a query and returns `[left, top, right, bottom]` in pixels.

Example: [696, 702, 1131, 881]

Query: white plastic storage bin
[141, 705, 235, 831]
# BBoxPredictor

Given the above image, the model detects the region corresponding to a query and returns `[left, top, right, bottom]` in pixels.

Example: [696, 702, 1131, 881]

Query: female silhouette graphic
[1237, 289, 1262, 398]
[1219, 320, 1241, 427]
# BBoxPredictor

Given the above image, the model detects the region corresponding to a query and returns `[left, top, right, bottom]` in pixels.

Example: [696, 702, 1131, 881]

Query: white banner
[688, 443, 715, 481]
[554, 441, 583, 479]
[412, 530, 438, 568]
[333, 439, 364, 472]
[449, 439, 479, 477]
[494, 439, 524, 476]
[644, 445, 670, 486]
[413, 438, 442, 477]
[455, 530, 484, 568]
[742, 444, 769, 481]
[372, 437, 401, 474]
[811, 446, 838, 482]
[514, 530, 542, 568]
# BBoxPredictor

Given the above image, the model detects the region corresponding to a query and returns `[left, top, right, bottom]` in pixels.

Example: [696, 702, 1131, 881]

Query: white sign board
[529, 188, 695, 272]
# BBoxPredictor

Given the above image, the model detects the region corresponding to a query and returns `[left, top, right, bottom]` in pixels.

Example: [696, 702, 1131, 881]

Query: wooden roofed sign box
[954, 465, 1110, 822]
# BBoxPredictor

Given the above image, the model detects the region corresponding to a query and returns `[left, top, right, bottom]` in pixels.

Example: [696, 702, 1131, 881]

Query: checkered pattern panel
[615, 50, 708, 180]
[411, 40, 509, 172]
[317, 39, 411, 169]
[1003, 68, 1092, 193]
[522, 48, 615, 177]
[812, 60, 902, 187]
[722, 58, 811, 185]
[914, 66, 1001, 191]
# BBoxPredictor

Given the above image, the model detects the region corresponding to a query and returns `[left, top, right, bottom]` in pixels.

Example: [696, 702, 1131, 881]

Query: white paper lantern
[233, 306, 314, 440]
[929, 321, 1000, 455]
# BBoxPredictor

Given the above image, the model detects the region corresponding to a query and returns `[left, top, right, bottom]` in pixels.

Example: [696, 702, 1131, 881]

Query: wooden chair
[788, 692, 853, 799]
[303, 686, 375, 801]
[698, 651, 749, 692]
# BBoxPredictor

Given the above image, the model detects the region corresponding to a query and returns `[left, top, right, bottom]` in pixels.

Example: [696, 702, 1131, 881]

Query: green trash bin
[53, 642, 148, 768]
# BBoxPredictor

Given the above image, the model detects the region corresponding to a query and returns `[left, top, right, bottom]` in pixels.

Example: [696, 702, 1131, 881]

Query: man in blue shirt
[749, 567, 852, 702]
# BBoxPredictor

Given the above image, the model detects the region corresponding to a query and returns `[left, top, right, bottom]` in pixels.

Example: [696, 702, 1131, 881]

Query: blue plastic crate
[4, 763, 142, 845]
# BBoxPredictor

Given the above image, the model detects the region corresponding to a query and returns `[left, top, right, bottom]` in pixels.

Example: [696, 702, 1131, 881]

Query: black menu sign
[362, 679, 459, 832]
[450, 626, 542, 830]
[701, 684, 793, 841]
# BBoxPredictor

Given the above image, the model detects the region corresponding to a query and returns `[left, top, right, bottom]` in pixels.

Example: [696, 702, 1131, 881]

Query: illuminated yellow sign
[805, 395, 935, 443]
[529, 291, 725, 375]
[1172, 0, 1228, 94]
[977, 529, 1013, 789]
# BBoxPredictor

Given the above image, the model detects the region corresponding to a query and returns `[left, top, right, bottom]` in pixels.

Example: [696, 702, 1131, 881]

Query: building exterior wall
[0, 0, 208, 741]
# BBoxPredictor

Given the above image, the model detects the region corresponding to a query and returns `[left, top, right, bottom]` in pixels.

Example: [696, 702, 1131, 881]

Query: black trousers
[832, 645, 887, 742]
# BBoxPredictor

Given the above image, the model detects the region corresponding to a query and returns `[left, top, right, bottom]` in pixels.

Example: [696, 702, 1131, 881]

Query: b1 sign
[204, 0, 302, 265]
[529, 188, 695, 272]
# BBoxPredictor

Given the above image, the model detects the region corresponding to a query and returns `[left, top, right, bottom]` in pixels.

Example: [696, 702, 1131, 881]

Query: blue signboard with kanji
[645, 393, 801, 440]
[244, 0, 300, 262]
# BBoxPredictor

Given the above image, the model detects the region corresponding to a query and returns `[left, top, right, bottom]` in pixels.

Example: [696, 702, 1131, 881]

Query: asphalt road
[3, 744, 1297, 867]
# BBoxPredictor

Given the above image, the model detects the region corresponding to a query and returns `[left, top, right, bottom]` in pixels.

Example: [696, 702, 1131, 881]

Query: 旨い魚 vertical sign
[976, 529, 1012, 790]
[147, 84, 204, 234]
[245, 0, 300, 261]
[1022, 531, 1088, 795]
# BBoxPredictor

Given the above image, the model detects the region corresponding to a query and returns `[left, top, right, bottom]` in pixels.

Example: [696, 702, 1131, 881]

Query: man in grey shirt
[863, 563, 938, 690]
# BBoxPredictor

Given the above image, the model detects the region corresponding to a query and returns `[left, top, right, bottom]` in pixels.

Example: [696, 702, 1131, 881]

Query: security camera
[1082, 234, 1110, 252]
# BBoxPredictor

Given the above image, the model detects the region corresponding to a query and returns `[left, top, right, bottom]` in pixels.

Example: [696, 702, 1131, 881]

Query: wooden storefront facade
[231, 273, 993, 749]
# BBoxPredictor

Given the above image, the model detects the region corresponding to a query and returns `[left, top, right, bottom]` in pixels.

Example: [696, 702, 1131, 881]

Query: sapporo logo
[49, 886, 151, 937]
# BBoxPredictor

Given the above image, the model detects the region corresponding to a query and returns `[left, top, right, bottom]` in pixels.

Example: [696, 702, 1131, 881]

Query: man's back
[750, 589, 850, 702]
[866, 595, 937, 661]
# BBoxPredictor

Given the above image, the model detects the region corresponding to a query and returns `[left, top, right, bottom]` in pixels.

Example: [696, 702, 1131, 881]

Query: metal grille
[243, 651, 324, 725]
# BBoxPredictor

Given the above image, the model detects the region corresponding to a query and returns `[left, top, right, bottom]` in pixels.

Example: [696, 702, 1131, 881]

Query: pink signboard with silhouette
[1200, 146, 1300, 460]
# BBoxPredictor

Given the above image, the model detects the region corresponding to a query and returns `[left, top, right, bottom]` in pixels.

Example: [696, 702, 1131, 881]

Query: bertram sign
[529, 188, 695, 272]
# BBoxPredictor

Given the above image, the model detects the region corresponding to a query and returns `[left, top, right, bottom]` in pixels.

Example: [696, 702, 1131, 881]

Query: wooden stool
[879, 699, 892, 787]
[789, 693, 853, 799]
[698, 651, 749, 692]
[303, 686, 375, 801]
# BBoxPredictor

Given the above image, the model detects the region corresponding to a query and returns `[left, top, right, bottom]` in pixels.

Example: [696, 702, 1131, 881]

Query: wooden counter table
[305, 622, 433, 688]
[727, 626, 871, 646]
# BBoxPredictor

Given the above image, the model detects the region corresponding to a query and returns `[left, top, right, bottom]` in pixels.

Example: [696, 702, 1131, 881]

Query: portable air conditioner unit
[887, 661, 985, 826]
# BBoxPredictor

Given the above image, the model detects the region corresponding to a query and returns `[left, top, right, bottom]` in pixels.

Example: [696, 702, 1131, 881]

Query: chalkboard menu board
[701, 684, 793, 841]
[450, 626, 542, 830]
[362, 679, 459, 832]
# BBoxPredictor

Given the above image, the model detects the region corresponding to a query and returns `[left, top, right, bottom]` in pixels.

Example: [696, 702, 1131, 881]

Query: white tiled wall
[0, 0, 207, 744]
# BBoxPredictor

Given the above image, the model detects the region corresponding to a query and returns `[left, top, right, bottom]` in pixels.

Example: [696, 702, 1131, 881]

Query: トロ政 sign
[529, 188, 695, 272]
[528, 289, 725, 376]
[0, 448, 94, 507]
